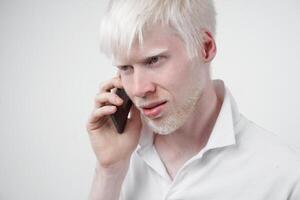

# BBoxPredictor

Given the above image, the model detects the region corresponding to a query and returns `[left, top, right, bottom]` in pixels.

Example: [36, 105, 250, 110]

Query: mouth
[140, 101, 167, 118]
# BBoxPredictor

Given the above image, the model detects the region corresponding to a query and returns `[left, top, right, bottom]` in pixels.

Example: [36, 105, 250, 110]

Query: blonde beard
[142, 82, 204, 135]
[140, 57, 209, 135]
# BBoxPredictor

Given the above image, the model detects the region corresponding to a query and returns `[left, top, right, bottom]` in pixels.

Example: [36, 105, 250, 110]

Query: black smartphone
[111, 88, 133, 133]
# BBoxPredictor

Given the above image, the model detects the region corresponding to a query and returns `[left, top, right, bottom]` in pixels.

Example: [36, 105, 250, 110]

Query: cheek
[151, 61, 195, 103]
[164, 62, 207, 103]
[120, 75, 134, 98]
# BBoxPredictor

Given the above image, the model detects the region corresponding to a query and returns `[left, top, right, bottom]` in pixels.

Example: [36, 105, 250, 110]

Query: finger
[94, 92, 123, 108]
[99, 77, 123, 93]
[88, 105, 117, 124]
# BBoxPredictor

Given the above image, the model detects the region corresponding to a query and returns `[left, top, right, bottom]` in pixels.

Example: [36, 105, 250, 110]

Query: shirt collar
[203, 79, 240, 151]
[137, 79, 242, 154]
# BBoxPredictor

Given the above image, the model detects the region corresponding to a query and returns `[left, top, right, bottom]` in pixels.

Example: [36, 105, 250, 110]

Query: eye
[146, 56, 160, 65]
[118, 65, 132, 72]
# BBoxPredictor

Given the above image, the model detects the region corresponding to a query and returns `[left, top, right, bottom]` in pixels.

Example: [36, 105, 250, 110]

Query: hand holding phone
[111, 88, 132, 133]
[87, 77, 141, 177]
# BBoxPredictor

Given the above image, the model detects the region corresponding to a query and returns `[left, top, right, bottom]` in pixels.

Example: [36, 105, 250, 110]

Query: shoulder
[235, 115, 300, 172]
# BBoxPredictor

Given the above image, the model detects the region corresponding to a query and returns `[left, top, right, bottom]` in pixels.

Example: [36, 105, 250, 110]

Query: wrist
[96, 158, 130, 179]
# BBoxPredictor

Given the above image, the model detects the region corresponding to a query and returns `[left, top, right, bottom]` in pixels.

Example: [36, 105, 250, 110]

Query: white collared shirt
[120, 80, 300, 200]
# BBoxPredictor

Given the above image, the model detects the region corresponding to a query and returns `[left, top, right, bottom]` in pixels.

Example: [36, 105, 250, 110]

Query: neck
[154, 80, 222, 156]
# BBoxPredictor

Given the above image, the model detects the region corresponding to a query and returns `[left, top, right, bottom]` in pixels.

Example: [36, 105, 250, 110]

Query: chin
[143, 110, 189, 135]
[148, 124, 175, 135]
[142, 83, 204, 135]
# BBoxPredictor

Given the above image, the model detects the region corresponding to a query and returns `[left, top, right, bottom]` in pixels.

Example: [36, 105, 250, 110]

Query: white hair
[99, 0, 216, 59]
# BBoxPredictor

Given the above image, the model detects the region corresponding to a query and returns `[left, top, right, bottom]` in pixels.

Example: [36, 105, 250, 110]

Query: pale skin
[86, 78, 142, 200]
[86, 26, 219, 199]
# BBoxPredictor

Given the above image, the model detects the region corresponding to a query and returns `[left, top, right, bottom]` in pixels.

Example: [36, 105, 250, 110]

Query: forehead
[113, 26, 186, 65]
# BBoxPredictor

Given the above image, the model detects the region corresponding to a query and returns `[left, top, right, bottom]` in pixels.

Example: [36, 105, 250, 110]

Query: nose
[131, 69, 155, 98]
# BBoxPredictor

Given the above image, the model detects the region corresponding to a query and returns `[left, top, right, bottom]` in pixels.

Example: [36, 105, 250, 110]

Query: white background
[0, 0, 299, 199]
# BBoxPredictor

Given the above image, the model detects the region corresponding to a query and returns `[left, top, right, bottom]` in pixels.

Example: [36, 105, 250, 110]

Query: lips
[141, 101, 167, 118]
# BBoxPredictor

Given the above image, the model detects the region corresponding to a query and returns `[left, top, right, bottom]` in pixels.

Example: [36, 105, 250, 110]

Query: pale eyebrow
[114, 48, 168, 67]
[143, 48, 168, 58]
[139, 48, 169, 64]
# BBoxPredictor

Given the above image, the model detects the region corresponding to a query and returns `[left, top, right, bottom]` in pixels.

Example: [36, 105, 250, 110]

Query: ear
[200, 31, 217, 63]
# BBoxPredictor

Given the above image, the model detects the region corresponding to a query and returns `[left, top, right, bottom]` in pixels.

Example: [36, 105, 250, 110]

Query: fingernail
[117, 98, 123, 104]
